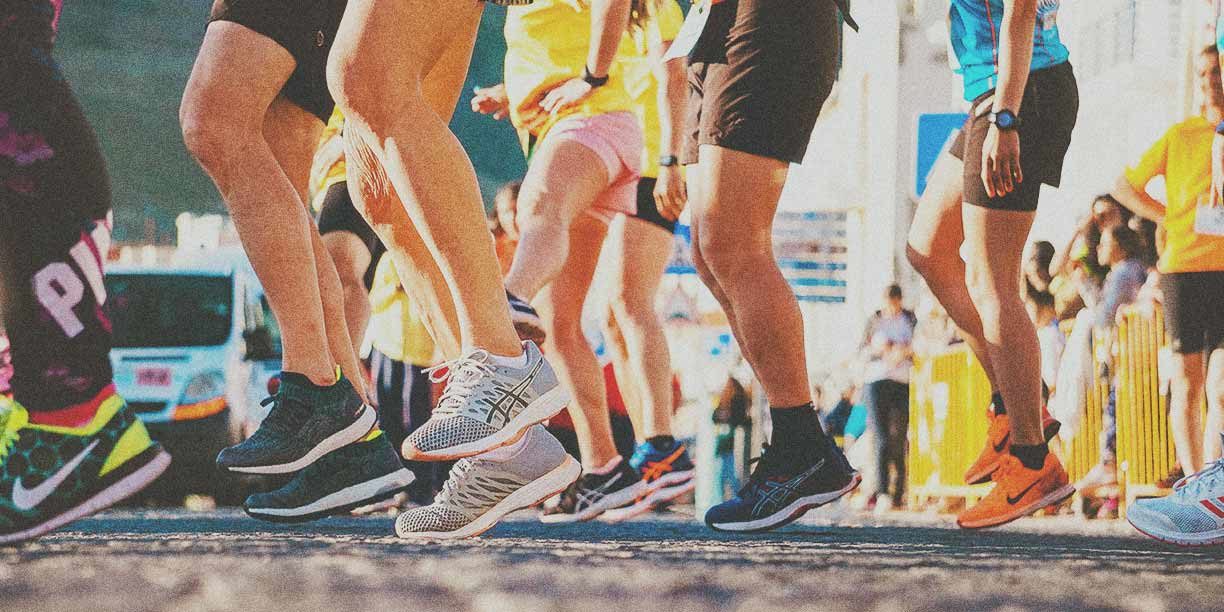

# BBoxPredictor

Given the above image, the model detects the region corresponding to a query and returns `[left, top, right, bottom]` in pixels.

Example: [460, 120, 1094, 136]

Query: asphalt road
[2, 507, 1220, 612]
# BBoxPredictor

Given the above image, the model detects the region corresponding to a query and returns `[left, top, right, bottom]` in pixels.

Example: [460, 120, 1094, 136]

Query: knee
[1206, 373, 1224, 407]
[328, 50, 422, 136]
[695, 222, 766, 282]
[610, 292, 659, 332]
[515, 189, 569, 232]
[179, 90, 247, 171]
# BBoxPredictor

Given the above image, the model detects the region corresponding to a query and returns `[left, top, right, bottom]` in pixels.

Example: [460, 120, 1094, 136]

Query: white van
[106, 247, 281, 499]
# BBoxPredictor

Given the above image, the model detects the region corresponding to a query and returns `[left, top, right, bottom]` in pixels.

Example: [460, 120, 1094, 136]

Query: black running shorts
[1161, 271, 1224, 355]
[950, 62, 1079, 212]
[682, 0, 841, 166]
[208, 0, 346, 123]
[634, 178, 677, 234]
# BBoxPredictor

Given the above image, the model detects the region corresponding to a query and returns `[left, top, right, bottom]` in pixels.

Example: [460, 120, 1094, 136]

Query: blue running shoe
[602, 439, 696, 523]
[704, 444, 860, 533]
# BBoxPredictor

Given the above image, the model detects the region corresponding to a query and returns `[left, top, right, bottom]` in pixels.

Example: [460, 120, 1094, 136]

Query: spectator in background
[1025, 290, 1063, 394]
[1024, 241, 1056, 298]
[860, 284, 917, 510]
[1111, 44, 1224, 476]
[0, 330, 10, 397]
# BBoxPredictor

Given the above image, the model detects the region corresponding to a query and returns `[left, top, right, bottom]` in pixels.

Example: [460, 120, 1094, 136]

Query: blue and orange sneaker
[602, 439, 696, 523]
[0, 387, 171, 545]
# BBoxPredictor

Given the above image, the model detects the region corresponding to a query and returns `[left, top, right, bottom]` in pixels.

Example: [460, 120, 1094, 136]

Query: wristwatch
[987, 109, 1021, 131]
[582, 66, 609, 88]
[659, 155, 680, 168]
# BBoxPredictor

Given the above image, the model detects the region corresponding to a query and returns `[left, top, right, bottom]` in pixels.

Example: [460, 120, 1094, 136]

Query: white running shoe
[1128, 440, 1224, 547]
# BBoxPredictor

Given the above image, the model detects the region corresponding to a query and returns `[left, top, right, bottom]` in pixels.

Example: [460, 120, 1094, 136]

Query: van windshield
[106, 274, 233, 348]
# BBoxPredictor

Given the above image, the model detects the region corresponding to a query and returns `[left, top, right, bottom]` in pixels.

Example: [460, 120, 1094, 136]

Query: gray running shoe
[217, 372, 376, 474]
[396, 425, 579, 539]
[243, 432, 414, 523]
[402, 342, 569, 461]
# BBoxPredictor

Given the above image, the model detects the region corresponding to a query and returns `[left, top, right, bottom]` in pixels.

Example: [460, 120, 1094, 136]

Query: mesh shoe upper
[244, 432, 407, 511]
[1129, 458, 1224, 537]
[404, 342, 559, 454]
[705, 444, 855, 527]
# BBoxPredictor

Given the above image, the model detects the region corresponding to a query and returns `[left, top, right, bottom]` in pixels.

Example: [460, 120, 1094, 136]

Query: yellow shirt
[616, 0, 685, 178]
[504, 0, 635, 148]
[1125, 116, 1224, 273]
[367, 255, 436, 367]
[310, 108, 348, 212]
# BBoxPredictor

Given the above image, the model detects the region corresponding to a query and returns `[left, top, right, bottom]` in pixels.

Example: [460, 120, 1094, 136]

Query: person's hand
[654, 165, 687, 221]
[471, 83, 510, 120]
[539, 78, 596, 115]
[981, 124, 1022, 198]
[1212, 131, 1224, 206]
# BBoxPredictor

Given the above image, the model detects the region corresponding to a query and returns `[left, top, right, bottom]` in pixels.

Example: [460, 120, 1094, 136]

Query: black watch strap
[582, 66, 609, 88]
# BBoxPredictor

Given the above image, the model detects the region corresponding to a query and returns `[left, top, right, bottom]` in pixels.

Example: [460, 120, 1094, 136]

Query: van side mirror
[243, 327, 276, 361]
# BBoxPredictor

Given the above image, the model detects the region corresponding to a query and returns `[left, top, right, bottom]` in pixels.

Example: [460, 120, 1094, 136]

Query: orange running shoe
[957, 452, 1074, 529]
[963, 407, 1062, 485]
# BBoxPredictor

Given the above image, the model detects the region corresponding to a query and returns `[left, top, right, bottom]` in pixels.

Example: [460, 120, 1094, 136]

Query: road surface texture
[2, 506, 1220, 612]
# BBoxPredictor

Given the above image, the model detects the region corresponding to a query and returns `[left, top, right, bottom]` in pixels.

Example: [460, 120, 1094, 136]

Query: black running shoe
[704, 444, 860, 533]
[217, 372, 376, 475]
[243, 432, 414, 523]
[539, 458, 647, 523]
[507, 291, 546, 343]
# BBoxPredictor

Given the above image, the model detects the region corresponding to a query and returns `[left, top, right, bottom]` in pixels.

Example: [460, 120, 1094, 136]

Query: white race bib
[663, 1, 713, 62]
[1195, 202, 1224, 236]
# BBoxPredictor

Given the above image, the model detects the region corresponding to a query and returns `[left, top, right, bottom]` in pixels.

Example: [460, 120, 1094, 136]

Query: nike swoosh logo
[994, 432, 1010, 453]
[1006, 478, 1040, 506]
[12, 439, 100, 511]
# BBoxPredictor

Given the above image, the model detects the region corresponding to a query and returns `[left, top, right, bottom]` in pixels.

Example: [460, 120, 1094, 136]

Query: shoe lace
[436, 459, 476, 506]
[425, 350, 496, 418]
[258, 394, 310, 435]
[1175, 458, 1224, 499]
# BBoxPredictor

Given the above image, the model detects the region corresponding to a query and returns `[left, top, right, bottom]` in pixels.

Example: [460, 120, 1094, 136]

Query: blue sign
[915, 113, 968, 197]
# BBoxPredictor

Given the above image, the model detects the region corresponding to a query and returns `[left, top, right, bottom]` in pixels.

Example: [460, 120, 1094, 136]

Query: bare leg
[686, 163, 752, 369]
[1206, 349, 1224, 463]
[604, 215, 675, 438]
[906, 151, 998, 389]
[328, 0, 520, 357]
[601, 307, 643, 435]
[320, 230, 373, 358]
[181, 23, 335, 385]
[1171, 351, 1207, 473]
[537, 216, 618, 469]
[961, 206, 1041, 445]
[689, 145, 808, 408]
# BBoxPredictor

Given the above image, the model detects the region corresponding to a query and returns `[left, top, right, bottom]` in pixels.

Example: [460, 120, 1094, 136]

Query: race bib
[663, 1, 713, 61]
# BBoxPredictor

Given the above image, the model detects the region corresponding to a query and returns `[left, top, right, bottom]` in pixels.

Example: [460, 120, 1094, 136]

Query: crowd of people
[2, 0, 1221, 549]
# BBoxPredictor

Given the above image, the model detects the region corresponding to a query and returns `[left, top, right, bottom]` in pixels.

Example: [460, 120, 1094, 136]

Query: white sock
[483, 430, 532, 462]
[487, 346, 530, 369]
[586, 455, 622, 475]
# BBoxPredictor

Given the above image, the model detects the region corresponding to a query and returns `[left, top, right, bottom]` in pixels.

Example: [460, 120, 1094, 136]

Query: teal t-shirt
[949, 0, 1070, 101]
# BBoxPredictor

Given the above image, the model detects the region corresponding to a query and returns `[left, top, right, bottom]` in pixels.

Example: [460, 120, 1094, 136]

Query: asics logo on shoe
[752, 459, 825, 516]
[480, 360, 542, 428]
[12, 440, 99, 511]
[1006, 478, 1041, 506]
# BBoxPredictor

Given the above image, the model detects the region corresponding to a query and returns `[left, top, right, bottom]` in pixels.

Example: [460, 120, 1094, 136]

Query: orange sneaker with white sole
[963, 408, 1062, 486]
[958, 452, 1074, 529]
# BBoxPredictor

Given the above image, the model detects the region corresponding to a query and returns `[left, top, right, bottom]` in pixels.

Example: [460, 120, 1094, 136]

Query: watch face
[996, 112, 1017, 129]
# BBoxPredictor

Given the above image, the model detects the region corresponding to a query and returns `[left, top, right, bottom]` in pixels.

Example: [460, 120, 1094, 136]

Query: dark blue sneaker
[243, 432, 414, 523]
[601, 439, 696, 523]
[704, 444, 860, 532]
[217, 372, 376, 475]
[507, 291, 546, 343]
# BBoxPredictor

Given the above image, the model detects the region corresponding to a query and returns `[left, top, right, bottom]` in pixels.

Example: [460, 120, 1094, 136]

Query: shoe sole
[957, 483, 1076, 529]
[706, 472, 862, 533]
[1127, 516, 1224, 547]
[403, 386, 571, 462]
[600, 472, 696, 524]
[0, 448, 171, 545]
[964, 420, 1064, 486]
[244, 468, 416, 523]
[539, 478, 651, 524]
[397, 456, 581, 540]
[226, 405, 378, 475]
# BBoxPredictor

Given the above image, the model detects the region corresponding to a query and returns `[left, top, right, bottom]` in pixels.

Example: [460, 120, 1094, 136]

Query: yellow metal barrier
[1057, 331, 1108, 487]
[1115, 305, 1180, 513]
[907, 345, 991, 508]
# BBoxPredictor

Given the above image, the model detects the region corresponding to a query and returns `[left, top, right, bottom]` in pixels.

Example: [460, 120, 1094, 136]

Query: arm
[1110, 175, 1166, 224]
[981, 0, 1037, 198]
[651, 35, 689, 220]
[538, 0, 632, 114]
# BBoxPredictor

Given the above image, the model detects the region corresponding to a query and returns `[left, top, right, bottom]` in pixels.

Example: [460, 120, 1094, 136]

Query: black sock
[770, 403, 833, 457]
[647, 435, 676, 449]
[991, 391, 1006, 416]
[1011, 443, 1048, 470]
